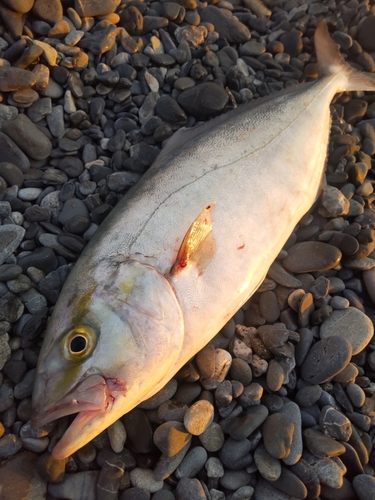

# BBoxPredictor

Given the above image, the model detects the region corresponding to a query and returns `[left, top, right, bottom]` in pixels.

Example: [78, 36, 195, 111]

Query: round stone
[320, 307, 373, 355]
[183, 400, 214, 436]
[301, 337, 352, 384]
[353, 474, 375, 500]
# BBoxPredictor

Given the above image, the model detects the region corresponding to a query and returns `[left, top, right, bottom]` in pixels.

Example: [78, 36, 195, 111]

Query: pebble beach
[1, 0, 375, 499]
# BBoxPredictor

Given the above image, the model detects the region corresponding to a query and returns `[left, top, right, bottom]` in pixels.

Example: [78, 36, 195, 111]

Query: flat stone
[282, 242, 342, 273]
[2, 114, 52, 160]
[320, 307, 373, 355]
[301, 336, 352, 384]
[303, 428, 346, 458]
[0, 67, 36, 92]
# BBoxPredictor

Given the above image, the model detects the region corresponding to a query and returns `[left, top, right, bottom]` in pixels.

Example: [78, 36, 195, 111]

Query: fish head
[32, 258, 184, 458]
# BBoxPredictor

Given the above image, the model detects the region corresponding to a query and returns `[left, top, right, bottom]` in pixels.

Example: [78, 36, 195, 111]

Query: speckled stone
[301, 337, 352, 384]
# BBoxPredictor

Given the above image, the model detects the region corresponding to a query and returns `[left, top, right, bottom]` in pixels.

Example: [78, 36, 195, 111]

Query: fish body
[32, 23, 375, 458]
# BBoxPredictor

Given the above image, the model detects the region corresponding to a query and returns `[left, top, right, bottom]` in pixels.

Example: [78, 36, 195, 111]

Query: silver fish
[31, 22, 375, 458]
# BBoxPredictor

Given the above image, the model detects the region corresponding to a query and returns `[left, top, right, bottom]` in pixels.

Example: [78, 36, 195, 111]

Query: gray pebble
[175, 446, 207, 479]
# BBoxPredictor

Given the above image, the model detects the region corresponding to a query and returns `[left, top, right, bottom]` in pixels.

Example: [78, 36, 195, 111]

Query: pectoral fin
[171, 203, 216, 276]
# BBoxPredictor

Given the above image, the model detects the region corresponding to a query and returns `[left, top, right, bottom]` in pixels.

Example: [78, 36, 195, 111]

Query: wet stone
[301, 336, 352, 384]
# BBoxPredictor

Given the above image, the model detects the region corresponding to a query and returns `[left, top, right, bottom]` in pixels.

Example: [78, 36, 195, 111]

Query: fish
[31, 22, 375, 459]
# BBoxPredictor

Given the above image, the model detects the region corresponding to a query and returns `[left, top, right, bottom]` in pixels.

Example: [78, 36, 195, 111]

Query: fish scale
[32, 22, 375, 459]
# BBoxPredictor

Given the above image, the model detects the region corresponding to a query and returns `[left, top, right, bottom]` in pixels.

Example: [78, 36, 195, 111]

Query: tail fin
[315, 21, 375, 92]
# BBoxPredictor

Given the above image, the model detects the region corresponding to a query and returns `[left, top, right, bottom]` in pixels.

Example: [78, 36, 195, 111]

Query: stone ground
[1, 0, 375, 499]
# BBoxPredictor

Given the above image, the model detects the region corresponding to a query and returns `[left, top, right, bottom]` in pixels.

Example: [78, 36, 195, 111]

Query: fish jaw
[32, 374, 128, 458]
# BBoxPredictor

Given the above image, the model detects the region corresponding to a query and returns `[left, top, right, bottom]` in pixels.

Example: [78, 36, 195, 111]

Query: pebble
[2, 114, 52, 160]
[0, 3, 373, 500]
[262, 413, 294, 459]
[303, 428, 346, 458]
[320, 307, 374, 355]
[175, 477, 207, 500]
[129, 469, 164, 493]
[153, 421, 191, 456]
[183, 400, 214, 435]
[177, 82, 229, 119]
[48, 471, 99, 500]
[175, 446, 207, 478]
[229, 404, 268, 440]
[319, 406, 352, 441]
[301, 336, 352, 384]
[254, 443, 281, 481]
[0, 451, 47, 499]
[282, 242, 342, 273]
[353, 474, 375, 500]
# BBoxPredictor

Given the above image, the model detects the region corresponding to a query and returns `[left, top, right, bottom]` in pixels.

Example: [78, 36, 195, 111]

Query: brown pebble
[282, 242, 342, 273]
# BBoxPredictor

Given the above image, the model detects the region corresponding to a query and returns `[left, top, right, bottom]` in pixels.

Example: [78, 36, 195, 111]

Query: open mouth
[31, 374, 111, 428]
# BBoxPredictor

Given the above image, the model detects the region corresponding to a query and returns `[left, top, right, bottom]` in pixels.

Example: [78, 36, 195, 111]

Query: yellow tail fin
[315, 21, 375, 92]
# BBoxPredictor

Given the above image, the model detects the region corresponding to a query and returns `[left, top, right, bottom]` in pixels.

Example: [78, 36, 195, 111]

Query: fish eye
[70, 335, 87, 353]
[62, 325, 97, 361]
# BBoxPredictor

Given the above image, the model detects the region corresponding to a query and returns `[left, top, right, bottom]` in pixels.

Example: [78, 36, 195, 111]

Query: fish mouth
[31, 374, 127, 459]
[31, 374, 111, 429]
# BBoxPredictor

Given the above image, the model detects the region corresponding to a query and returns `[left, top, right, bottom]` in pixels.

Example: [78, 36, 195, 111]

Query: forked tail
[315, 21, 375, 92]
